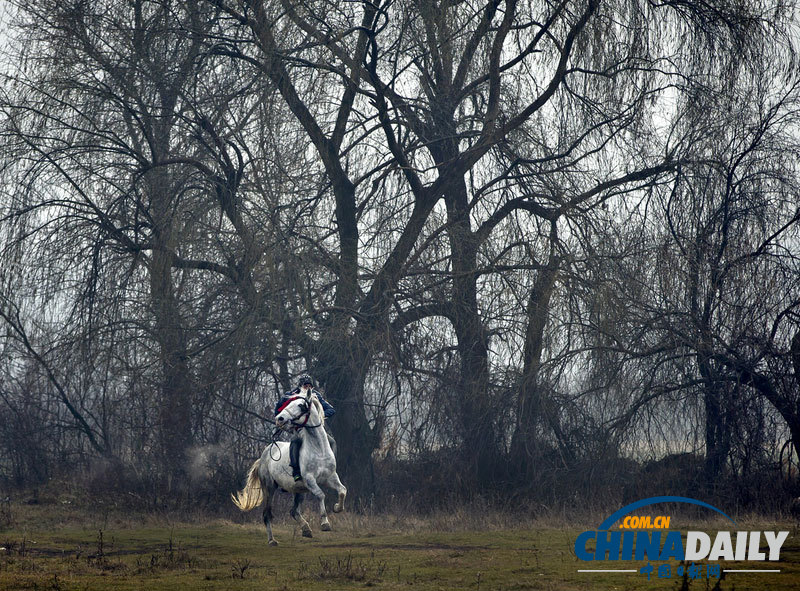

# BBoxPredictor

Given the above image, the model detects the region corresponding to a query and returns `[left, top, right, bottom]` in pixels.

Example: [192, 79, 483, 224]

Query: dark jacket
[274, 388, 336, 419]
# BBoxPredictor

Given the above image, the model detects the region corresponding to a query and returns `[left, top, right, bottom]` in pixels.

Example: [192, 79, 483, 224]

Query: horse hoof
[333, 504, 343, 513]
[321, 522, 332, 531]
[302, 529, 313, 538]
[269, 540, 279, 547]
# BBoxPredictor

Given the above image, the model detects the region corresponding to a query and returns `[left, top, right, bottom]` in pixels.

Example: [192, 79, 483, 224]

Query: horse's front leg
[326, 471, 347, 513]
[303, 475, 331, 531]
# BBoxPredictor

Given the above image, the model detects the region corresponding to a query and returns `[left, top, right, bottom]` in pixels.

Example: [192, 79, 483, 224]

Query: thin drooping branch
[0, 300, 106, 455]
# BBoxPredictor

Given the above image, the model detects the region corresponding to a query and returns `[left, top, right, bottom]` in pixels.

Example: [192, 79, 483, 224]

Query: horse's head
[275, 391, 321, 430]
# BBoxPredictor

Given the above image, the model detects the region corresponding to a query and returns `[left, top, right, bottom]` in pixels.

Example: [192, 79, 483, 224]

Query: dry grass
[0, 489, 799, 590]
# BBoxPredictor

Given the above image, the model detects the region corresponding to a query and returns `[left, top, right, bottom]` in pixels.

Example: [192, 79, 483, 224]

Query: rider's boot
[290, 439, 302, 481]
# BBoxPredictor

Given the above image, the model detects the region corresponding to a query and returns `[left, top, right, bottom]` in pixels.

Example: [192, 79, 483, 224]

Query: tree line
[1, 0, 799, 510]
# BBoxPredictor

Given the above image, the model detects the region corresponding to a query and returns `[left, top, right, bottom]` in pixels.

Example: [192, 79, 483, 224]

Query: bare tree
[0, 0, 281, 484]
[1, 0, 798, 506]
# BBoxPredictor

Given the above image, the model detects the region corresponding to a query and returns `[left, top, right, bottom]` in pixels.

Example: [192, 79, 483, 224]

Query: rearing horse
[231, 390, 347, 545]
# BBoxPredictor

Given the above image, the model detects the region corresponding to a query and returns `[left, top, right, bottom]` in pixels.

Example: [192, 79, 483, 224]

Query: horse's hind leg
[291, 493, 313, 538]
[262, 482, 278, 546]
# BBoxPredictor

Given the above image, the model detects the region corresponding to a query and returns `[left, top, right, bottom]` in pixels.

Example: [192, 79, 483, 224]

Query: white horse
[231, 390, 347, 545]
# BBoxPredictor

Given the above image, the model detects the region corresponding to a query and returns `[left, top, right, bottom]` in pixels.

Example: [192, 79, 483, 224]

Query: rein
[290, 409, 323, 430]
[294, 418, 323, 429]
[269, 427, 284, 461]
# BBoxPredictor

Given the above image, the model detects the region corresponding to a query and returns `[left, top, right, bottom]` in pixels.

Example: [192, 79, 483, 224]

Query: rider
[274, 373, 335, 482]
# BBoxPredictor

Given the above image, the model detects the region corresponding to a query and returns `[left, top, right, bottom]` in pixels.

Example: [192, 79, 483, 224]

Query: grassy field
[0, 497, 799, 590]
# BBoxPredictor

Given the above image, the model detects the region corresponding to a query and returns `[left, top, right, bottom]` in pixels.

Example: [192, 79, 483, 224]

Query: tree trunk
[444, 177, 498, 483]
[785, 330, 800, 463]
[510, 230, 560, 476]
[148, 169, 194, 483]
[697, 353, 730, 488]
[314, 340, 377, 502]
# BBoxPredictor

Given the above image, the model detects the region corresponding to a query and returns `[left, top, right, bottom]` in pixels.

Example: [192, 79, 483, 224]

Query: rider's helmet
[297, 374, 314, 389]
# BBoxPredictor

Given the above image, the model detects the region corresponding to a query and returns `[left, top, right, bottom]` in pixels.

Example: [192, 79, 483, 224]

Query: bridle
[278, 396, 323, 430]
[270, 395, 323, 462]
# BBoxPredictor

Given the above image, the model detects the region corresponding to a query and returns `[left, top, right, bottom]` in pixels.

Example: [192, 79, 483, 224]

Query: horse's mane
[310, 395, 325, 425]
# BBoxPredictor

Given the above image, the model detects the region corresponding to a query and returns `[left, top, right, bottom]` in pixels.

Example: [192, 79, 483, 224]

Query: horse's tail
[231, 459, 264, 512]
